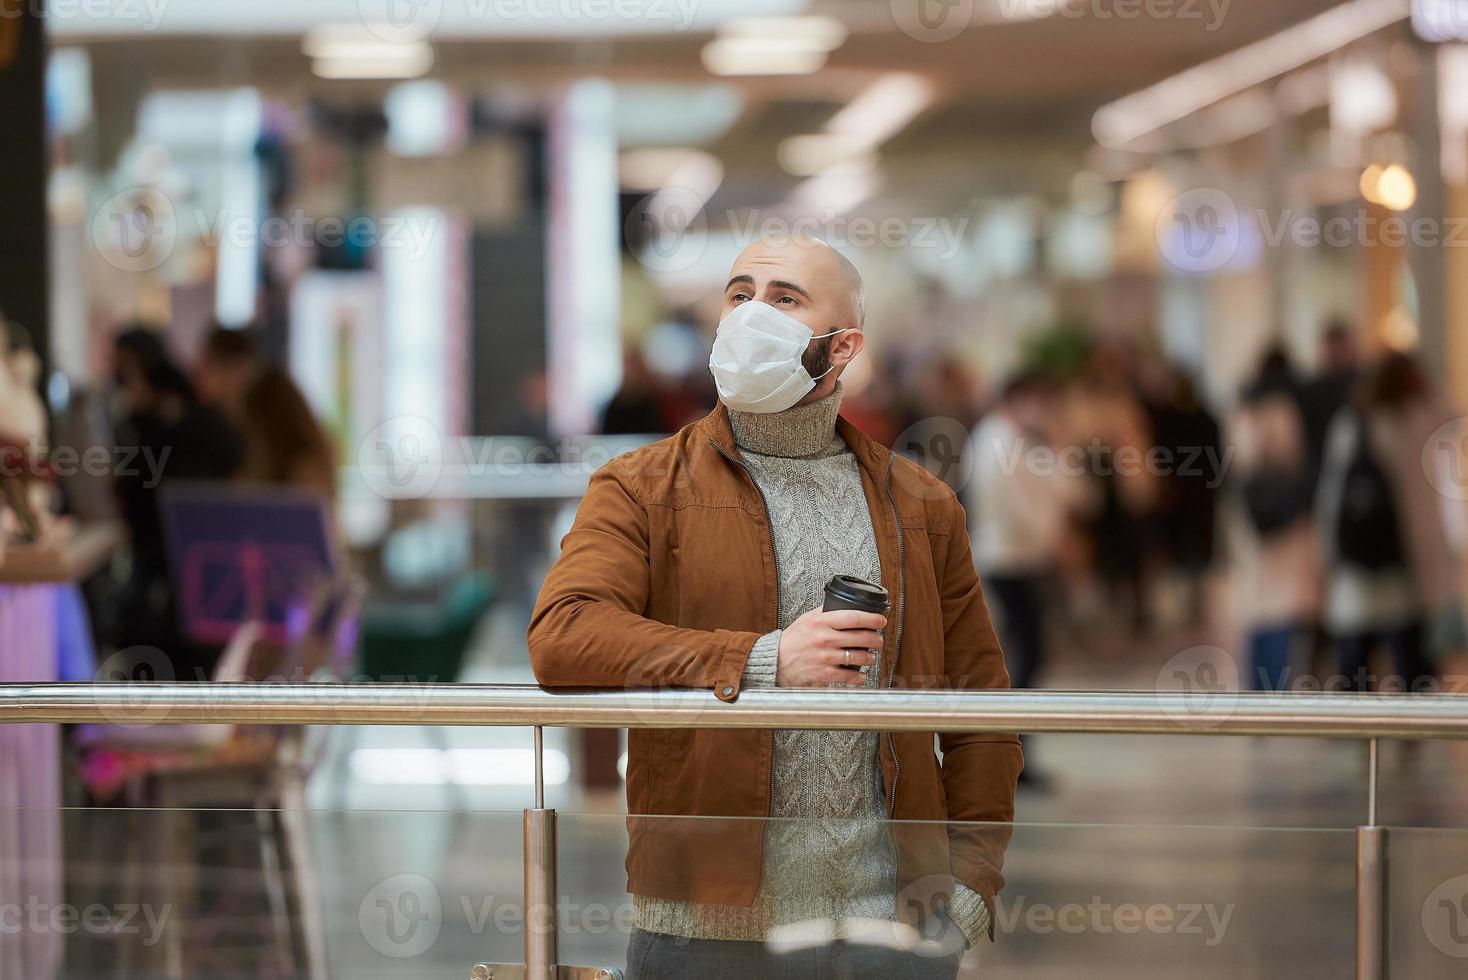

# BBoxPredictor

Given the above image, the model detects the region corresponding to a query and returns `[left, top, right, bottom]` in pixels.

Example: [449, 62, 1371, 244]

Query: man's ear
[831, 329, 864, 368]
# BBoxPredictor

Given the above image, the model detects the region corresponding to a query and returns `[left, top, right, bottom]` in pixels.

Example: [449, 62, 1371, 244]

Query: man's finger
[827, 629, 883, 651]
[819, 610, 887, 631]
[830, 648, 877, 668]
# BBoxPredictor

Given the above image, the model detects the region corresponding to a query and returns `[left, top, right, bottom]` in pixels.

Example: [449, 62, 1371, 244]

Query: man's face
[721, 241, 854, 378]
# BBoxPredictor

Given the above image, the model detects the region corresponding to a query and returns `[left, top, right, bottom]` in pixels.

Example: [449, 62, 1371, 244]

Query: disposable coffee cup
[823, 575, 890, 615]
[824, 576, 888, 672]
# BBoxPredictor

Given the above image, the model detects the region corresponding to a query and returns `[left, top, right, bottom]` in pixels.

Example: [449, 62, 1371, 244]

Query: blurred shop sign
[372, 139, 521, 225]
[1413, 0, 1468, 41]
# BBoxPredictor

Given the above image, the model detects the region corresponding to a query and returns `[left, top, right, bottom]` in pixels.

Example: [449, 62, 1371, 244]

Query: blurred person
[1231, 347, 1319, 691]
[1078, 342, 1159, 634]
[601, 349, 666, 435]
[238, 364, 337, 498]
[1150, 366, 1224, 622]
[967, 370, 1076, 691]
[1298, 318, 1360, 487]
[0, 316, 47, 449]
[529, 236, 1020, 979]
[193, 324, 261, 420]
[839, 353, 904, 448]
[0, 317, 56, 540]
[968, 368, 1080, 788]
[110, 325, 244, 674]
[641, 312, 717, 431]
[1316, 353, 1448, 694]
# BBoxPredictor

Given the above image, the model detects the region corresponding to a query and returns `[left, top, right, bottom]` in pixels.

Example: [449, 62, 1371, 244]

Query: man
[529, 236, 1021, 979]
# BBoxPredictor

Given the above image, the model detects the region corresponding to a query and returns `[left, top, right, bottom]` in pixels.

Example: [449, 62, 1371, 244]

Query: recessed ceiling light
[777, 134, 875, 177]
[719, 15, 848, 51]
[701, 36, 829, 76]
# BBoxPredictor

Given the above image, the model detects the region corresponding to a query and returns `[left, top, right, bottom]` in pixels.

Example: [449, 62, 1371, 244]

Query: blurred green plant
[1019, 319, 1096, 381]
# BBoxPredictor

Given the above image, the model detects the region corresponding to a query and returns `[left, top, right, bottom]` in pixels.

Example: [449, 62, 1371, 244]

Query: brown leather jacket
[528, 404, 1022, 928]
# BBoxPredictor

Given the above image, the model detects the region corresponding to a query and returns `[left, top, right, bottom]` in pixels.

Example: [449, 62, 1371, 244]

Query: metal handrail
[2, 682, 1467, 738]
[3, 680, 1440, 979]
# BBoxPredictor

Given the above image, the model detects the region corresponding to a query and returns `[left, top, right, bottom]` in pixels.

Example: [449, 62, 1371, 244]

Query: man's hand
[776, 607, 886, 687]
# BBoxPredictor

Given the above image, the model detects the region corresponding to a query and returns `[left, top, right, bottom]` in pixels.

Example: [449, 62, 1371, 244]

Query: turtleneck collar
[728, 383, 845, 459]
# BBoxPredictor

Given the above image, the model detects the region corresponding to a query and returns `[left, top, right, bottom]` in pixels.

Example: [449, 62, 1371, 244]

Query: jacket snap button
[721, 686, 734, 697]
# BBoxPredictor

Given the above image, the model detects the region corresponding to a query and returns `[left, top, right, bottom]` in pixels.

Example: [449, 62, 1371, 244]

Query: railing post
[525, 725, 558, 980]
[1356, 738, 1387, 980]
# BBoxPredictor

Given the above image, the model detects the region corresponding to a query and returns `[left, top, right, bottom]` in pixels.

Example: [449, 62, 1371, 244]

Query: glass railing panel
[9, 803, 1465, 977]
[3, 805, 526, 979]
[1385, 827, 1468, 974]
[555, 813, 1360, 979]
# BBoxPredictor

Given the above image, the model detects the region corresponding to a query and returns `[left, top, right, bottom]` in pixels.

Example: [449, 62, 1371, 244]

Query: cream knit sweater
[632, 386, 990, 947]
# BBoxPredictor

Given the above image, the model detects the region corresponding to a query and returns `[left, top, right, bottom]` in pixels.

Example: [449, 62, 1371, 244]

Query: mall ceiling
[73, 0, 1357, 211]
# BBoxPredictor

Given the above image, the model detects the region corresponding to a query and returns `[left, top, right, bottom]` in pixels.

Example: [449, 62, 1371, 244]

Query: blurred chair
[73, 575, 364, 980]
[357, 570, 494, 684]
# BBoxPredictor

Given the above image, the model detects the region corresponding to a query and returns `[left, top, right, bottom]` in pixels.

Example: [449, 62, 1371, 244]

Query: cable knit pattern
[633, 385, 990, 947]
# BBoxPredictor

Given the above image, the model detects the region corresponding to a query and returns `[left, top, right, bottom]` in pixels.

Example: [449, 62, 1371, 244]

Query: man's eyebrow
[768, 279, 810, 299]
[725, 275, 754, 291]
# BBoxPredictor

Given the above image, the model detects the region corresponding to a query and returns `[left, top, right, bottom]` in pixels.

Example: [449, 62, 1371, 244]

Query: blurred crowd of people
[102, 323, 335, 678]
[599, 315, 1467, 700]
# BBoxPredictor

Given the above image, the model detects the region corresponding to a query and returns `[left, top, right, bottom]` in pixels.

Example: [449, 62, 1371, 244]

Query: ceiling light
[306, 23, 434, 80]
[701, 36, 829, 76]
[1093, 0, 1409, 147]
[788, 164, 881, 215]
[313, 49, 434, 80]
[824, 72, 935, 148]
[620, 147, 724, 195]
[777, 134, 874, 176]
[719, 15, 847, 51]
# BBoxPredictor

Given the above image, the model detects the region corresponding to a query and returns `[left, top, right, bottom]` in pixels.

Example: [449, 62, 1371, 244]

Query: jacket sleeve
[935, 492, 1023, 937]
[527, 457, 765, 702]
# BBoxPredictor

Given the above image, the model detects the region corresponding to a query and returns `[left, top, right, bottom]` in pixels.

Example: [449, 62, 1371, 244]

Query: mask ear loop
[807, 327, 854, 381]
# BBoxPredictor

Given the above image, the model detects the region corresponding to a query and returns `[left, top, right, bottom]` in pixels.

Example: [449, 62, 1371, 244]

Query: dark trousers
[626, 929, 964, 980]
[1249, 623, 1303, 691]
[1336, 620, 1433, 693]
[985, 574, 1045, 691]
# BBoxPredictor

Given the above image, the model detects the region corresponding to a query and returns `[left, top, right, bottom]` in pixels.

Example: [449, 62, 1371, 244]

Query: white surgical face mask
[708, 300, 850, 414]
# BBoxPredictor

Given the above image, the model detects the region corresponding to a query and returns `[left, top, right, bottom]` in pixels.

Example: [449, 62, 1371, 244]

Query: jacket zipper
[882, 454, 906, 818]
[709, 439, 780, 819]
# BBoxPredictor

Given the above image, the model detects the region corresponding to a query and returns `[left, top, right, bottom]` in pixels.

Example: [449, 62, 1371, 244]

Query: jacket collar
[698, 398, 893, 477]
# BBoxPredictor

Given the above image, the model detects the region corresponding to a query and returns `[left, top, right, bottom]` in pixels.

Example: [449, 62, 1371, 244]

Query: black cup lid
[824, 575, 889, 607]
